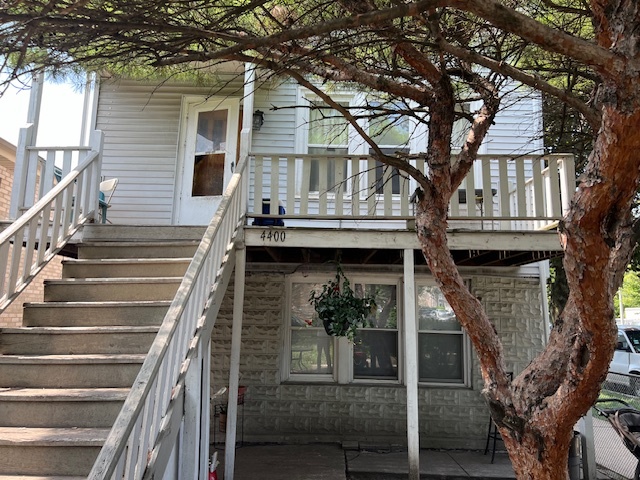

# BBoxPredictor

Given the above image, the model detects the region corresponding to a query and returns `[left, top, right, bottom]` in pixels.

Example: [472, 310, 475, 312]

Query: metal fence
[593, 372, 640, 479]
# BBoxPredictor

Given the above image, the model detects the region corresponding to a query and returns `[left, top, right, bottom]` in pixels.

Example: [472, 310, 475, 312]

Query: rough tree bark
[413, 1, 640, 478]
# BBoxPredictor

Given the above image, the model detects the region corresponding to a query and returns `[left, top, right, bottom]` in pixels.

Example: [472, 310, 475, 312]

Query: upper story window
[285, 274, 469, 387]
[368, 103, 412, 195]
[308, 102, 349, 154]
[307, 100, 350, 193]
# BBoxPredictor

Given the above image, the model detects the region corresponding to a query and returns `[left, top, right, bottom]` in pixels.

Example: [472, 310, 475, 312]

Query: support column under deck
[224, 243, 246, 480]
[403, 249, 420, 480]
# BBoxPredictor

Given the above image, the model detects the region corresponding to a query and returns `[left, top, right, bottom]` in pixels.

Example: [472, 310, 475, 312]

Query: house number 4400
[260, 230, 286, 242]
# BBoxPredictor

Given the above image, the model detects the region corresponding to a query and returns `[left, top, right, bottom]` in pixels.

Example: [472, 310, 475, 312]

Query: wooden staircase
[0, 225, 203, 479]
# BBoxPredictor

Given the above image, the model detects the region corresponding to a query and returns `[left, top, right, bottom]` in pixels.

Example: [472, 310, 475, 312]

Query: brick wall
[0, 163, 64, 328]
[211, 270, 547, 449]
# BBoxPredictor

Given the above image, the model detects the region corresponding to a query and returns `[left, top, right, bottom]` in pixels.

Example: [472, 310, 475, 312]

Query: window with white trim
[285, 275, 469, 386]
[289, 281, 334, 378]
[368, 103, 412, 195]
[286, 275, 399, 383]
[307, 101, 350, 193]
[353, 283, 399, 380]
[416, 284, 469, 385]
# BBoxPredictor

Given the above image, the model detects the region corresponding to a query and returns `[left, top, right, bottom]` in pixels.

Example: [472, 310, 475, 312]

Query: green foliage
[309, 265, 375, 342]
[615, 270, 640, 318]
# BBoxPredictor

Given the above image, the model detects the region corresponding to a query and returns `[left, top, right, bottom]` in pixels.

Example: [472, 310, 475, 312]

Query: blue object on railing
[252, 199, 285, 226]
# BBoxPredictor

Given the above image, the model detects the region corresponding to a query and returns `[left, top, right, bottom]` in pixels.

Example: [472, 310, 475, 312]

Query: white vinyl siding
[96, 78, 244, 224]
[478, 91, 543, 155]
[96, 76, 543, 224]
[250, 80, 298, 155]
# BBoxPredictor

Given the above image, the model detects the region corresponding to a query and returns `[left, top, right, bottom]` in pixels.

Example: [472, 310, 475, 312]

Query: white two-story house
[0, 65, 572, 479]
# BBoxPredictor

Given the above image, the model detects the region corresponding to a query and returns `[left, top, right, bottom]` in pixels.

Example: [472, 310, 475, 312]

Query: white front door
[176, 97, 239, 225]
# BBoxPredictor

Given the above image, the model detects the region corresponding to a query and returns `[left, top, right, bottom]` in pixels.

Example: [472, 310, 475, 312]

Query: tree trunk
[409, 0, 640, 476]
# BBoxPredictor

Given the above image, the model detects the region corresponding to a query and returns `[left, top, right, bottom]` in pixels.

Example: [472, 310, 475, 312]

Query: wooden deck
[247, 153, 575, 233]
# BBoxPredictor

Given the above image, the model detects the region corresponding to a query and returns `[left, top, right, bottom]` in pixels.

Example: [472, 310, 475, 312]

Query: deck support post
[224, 242, 247, 480]
[182, 334, 208, 480]
[10, 74, 43, 219]
[403, 248, 420, 480]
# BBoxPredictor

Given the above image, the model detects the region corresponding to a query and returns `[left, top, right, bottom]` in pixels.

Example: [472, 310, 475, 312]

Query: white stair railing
[0, 130, 103, 312]
[88, 157, 247, 480]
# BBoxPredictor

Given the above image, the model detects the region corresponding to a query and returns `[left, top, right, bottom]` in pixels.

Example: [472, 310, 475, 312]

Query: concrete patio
[216, 444, 517, 479]
[213, 443, 625, 479]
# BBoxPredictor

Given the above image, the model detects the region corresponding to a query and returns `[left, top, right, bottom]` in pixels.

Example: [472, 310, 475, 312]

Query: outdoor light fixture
[253, 110, 265, 130]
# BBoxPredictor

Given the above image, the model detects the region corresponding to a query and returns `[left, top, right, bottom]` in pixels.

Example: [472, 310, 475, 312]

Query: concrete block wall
[210, 270, 546, 449]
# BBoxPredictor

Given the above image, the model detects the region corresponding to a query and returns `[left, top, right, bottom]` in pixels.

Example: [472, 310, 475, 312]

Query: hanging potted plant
[309, 264, 376, 342]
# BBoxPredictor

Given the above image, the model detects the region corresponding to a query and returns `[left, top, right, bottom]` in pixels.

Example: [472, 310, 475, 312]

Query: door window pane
[193, 109, 227, 196]
[193, 154, 224, 196]
[196, 110, 228, 153]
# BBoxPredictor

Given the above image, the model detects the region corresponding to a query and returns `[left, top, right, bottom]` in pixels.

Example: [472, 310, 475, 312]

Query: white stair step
[77, 241, 198, 259]
[23, 301, 170, 327]
[44, 278, 181, 302]
[62, 258, 191, 279]
[81, 224, 206, 242]
[0, 388, 128, 428]
[0, 427, 108, 476]
[0, 354, 145, 388]
[0, 476, 86, 479]
[0, 326, 158, 355]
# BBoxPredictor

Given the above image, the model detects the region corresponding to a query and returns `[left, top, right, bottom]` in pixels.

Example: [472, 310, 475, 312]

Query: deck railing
[248, 153, 575, 230]
[0, 130, 103, 312]
[10, 124, 97, 218]
[88, 157, 246, 480]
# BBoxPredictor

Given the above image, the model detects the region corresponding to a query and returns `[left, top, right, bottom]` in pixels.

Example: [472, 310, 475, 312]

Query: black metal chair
[484, 372, 513, 463]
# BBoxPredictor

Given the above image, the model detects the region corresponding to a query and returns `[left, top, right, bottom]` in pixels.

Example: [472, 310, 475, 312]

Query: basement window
[284, 274, 471, 387]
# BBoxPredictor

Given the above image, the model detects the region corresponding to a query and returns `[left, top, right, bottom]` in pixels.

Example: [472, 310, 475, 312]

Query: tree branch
[437, 38, 601, 131]
[450, 0, 626, 76]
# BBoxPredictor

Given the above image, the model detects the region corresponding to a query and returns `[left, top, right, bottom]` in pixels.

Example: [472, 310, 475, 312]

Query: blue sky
[0, 79, 84, 147]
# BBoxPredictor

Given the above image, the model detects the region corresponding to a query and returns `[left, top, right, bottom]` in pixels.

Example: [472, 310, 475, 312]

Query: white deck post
[200, 338, 212, 478]
[403, 248, 420, 480]
[10, 74, 43, 219]
[182, 335, 206, 480]
[224, 242, 246, 480]
[240, 64, 256, 213]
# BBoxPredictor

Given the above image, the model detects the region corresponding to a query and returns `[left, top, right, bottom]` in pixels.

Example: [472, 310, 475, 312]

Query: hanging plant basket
[309, 264, 375, 342]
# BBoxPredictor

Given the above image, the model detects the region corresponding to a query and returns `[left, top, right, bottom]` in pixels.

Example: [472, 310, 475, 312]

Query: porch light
[253, 110, 265, 130]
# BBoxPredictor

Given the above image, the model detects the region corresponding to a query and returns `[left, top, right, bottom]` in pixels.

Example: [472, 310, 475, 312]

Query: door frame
[174, 95, 240, 225]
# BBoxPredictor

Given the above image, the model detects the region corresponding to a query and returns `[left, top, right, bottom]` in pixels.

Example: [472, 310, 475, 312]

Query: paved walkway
[217, 444, 517, 479]
[215, 443, 623, 479]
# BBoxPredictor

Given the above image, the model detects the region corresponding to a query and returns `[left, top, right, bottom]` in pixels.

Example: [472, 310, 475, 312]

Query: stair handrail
[0, 130, 104, 312]
[88, 156, 247, 480]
